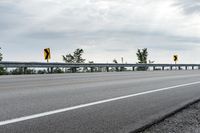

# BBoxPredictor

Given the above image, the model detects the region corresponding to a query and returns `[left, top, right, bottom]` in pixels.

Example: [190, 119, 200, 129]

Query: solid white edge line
[0, 81, 200, 126]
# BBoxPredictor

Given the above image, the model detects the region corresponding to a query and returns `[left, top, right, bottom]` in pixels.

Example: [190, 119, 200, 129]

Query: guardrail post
[192, 66, 194, 70]
[170, 66, 173, 70]
[162, 66, 165, 71]
[106, 67, 109, 72]
[120, 67, 124, 71]
[153, 66, 156, 71]
[198, 66, 200, 70]
[51, 67, 54, 73]
[178, 66, 181, 70]
[72, 67, 77, 73]
[185, 66, 187, 70]
[23, 67, 27, 74]
[91, 67, 94, 72]
[132, 67, 135, 71]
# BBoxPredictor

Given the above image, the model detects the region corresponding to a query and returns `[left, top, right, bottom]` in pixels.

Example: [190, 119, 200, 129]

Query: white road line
[0, 81, 200, 126]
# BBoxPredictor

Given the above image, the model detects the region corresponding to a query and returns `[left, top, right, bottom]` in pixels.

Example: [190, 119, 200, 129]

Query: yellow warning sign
[44, 48, 51, 61]
[173, 55, 178, 63]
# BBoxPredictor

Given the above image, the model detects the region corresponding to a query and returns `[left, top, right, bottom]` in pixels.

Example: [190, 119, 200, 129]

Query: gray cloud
[26, 30, 68, 39]
[174, 0, 200, 15]
[0, 2, 24, 30]
[0, 0, 200, 63]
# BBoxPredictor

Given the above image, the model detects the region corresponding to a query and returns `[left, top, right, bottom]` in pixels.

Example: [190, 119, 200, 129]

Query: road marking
[0, 81, 200, 126]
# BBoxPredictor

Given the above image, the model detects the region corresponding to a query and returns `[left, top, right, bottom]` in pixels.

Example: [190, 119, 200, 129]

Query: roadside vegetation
[136, 48, 149, 71]
[63, 49, 86, 73]
[0, 47, 151, 75]
[0, 47, 7, 75]
[63, 48, 85, 63]
[0, 47, 2, 61]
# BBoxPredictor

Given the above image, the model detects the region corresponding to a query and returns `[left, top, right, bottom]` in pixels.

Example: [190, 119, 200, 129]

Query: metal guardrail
[0, 61, 200, 70]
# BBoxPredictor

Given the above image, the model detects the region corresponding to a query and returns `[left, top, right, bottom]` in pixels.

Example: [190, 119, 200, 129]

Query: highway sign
[44, 48, 51, 61]
[173, 55, 178, 63]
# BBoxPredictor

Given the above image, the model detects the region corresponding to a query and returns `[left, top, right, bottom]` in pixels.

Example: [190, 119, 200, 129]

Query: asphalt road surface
[0, 70, 200, 133]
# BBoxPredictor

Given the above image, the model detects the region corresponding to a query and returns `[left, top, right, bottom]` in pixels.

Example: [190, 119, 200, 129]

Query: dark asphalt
[0, 70, 200, 133]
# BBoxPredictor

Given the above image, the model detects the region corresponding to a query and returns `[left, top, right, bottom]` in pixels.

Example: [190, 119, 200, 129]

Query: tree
[148, 60, 155, 64]
[113, 59, 118, 64]
[0, 68, 7, 75]
[113, 59, 119, 71]
[63, 49, 85, 73]
[73, 49, 85, 63]
[0, 47, 2, 61]
[63, 49, 85, 63]
[0, 47, 7, 75]
[136, 48, 148, 64]
[63, 54, 74, 63]
[136, 48, 148, 71]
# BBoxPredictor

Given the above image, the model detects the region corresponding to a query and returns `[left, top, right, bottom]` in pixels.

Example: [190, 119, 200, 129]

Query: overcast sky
[0, 0, 200, 63]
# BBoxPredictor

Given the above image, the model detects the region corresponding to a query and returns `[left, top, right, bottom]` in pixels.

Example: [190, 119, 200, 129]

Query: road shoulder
[140, 100, 200, 133]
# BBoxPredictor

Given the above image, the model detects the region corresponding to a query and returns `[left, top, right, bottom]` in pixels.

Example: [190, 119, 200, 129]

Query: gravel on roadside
[140, 101, 200, 133]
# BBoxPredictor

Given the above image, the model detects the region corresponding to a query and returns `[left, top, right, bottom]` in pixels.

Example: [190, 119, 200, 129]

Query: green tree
[62, 54, 74, 63]
[63, 49, 85, 63]
[136, 48, 148, 71]
[113, 59, 119, 71]
[136, 48, 148, 64]
[113, 59, 118, 64]
[0, 47, 2, 61]
[63, 49, 85, 73]
[0, 68, 7, 75]
[73, 49, 85, 63]
[0, 47, 7, 75]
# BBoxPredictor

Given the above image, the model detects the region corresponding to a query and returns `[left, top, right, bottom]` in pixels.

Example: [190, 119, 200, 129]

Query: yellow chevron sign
[44, 48, 51, 61]
[173, 55, 178, 62]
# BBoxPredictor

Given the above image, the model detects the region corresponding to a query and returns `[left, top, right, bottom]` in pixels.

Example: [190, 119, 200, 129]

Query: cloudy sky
[0, 0, 200, 63]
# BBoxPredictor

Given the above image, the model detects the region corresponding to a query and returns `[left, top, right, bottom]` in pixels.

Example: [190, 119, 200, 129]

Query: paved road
[0, 71, 200, 133]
